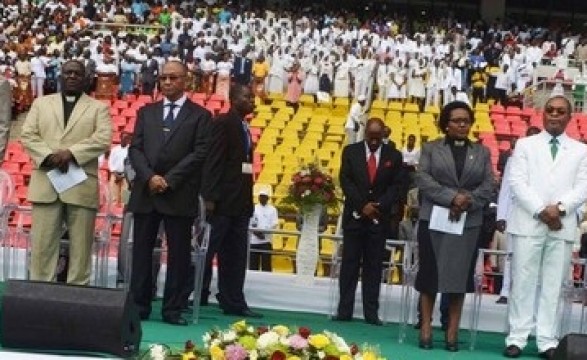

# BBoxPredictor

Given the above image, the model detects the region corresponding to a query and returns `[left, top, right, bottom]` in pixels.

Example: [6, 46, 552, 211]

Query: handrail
[89, 22, 167, 37]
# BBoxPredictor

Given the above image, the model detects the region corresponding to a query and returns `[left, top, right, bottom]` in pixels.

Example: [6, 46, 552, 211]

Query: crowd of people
[1, 1, 587, 359]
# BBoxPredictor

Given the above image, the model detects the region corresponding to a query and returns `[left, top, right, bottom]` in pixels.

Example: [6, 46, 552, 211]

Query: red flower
[293, 175, 302, 183]
[298, 327, 311, 339]
[350, 344, 359, 355]
[257, 326, 268, 335]
[271, 350, 286, 360]
[302, 176, 313, 184]
[311, 185, 320, 192]
[314, 177, 324, 185]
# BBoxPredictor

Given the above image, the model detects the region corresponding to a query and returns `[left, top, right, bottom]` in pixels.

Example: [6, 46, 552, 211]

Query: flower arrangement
[282, 163, 339, 213]
[141, 320, 386, 360]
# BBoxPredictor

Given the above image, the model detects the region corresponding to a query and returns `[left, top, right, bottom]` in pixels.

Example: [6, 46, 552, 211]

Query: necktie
[242, 121, 251, 156]
[550, 137, 559, 159]
[368, 152, 377, 184]
[163, 103, 176, 133]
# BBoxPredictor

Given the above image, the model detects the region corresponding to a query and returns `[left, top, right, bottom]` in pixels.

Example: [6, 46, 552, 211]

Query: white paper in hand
[47, 163, 88, 193]
[429, 205, 467, 235]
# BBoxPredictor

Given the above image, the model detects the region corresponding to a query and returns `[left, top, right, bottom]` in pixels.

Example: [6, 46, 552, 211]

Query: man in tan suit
[21, 60, 112, 285]
[0, 74, 11, 163]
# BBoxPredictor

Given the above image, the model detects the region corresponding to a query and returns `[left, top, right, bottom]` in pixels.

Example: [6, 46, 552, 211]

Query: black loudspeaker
[1, 280, 142, 357]
[553, 334, 587, 360]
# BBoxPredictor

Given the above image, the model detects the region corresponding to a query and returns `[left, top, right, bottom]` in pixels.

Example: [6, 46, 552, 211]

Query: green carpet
[0, 281, 542, 359]
[139, 301, 540, 360]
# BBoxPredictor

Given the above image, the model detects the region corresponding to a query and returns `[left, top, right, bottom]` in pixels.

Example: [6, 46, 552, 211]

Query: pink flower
[289, 334, 309, 350]
[225, 344, 248, 360]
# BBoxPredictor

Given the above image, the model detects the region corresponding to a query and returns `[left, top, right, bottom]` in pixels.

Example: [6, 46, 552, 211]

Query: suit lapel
[459, 144, 477, 185]
[50, 95, 65, 132]
[63, 94, 90, 137]
[438, 140, 459, 184]
[357, 144, 371, 186]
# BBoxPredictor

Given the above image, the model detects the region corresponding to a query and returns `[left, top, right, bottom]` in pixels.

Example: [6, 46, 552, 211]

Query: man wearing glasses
[21, 60, 112, 285]
[128, 60, 212, 325]
[504, 95, 587, 359]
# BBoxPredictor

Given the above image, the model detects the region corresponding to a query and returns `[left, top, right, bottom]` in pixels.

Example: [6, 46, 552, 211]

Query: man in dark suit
[128, 60, 211, 326]
[334, 117, 405, 325]
[201, 84, 262, 318]
[232, 50, 252, 86]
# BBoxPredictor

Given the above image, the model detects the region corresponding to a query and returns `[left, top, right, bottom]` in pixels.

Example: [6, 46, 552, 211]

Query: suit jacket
[416, 138, 495, 228]
[231, 57, 252, 85]
[127, 99, 211, 217]
[508, 131, 587, 241]
[21, 93, 112, 209]
[340, 142, 405, 231]
[201, 110, 254, 217]
[0, 77, 11, 163]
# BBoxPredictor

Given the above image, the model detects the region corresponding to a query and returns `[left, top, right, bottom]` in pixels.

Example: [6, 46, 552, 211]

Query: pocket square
[384, 161, 393, 168]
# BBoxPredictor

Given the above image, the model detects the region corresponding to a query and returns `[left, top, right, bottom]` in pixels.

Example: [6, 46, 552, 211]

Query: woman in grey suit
[415, 101, 495, 351]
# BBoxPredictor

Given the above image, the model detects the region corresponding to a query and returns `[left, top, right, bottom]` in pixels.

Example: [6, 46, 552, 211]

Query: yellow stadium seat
[404, 103, 420, 113]
[371, 99, 388, 110]
[320, 239, 336, 257]
[272, 236, 284, 251]
[268, 93, 283, 101]
[425, 105, 440, 115]
[256, 105, 272, 113]
[331, 107, 348, 116]
[250, 117, 268, 128]
[369, 109, 386, 119]
[257, 171, 280, 185]
[267, 119, 286, 130]
[475, 103, 489, 112]
[334, 97, 350, 107]
[255, 143, 275, 155]
[388, 101, 403, 112]
[272, 255, 294, 273]
[307, 123, 325, 133]
[253, 183, 273, 197]
[299, 94, 315, 106]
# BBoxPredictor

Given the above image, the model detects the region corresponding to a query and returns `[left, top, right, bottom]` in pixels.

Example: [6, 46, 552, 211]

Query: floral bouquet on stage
[143, 320, 386, 360]
[282, 163, 339, 213]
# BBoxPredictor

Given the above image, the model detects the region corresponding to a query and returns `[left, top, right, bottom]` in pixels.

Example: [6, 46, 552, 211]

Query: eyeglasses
[545, 106, 568, 115]
[159, 75, 185, 82]
[448, 118, 473, 126]
[62, 69, 83, 77]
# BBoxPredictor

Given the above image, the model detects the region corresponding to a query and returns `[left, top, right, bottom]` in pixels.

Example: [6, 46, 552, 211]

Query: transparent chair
[395, 240, 419, 344]
[122, 196, 210, 323]
[560, 258, 587, 336]
[327, 237, 343, 318]
[469, 249, 511, 350]
[0, 169, 17, 280]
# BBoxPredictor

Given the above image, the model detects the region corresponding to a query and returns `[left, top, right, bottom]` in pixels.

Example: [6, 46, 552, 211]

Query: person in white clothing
[401, 134, 420, 169]
[345, 95, 367, 144]
[493, 126, 542, 305]
[30, 50, 47, 98]
[504, 96, 587, 359]
[249, 190, 279, 272]
[108, 132, 131, 206]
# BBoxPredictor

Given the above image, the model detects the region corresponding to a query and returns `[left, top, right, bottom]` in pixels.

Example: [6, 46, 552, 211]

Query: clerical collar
[62, 92, 82, 103]
[445, 137, 471, 147]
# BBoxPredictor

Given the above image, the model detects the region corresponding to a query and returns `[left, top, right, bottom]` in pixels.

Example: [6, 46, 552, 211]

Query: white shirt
[364, 143, 382, 167]
[249, 203, 279, 244]
[163, 94, 187, 120]
[402, 147, 421, 166]
[344, 102, 365, 130]
[108, 144, 129, 173]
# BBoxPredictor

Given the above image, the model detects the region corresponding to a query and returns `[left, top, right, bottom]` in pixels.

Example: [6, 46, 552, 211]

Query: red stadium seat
[490, 104, 506, 115]
[208, 94, 225, 103]
[112, 100, 129, 110]
[506, 107, 522, 116]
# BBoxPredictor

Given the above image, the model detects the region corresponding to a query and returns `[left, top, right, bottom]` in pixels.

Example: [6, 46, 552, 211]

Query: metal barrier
[89, 22, 166, 38]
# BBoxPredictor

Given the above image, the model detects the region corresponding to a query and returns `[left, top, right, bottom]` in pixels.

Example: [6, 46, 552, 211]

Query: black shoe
[332, 315, 352, 322]
[441, 323, 448, 331]
[200, 296, 209, 306]
[223, 309, 263, 318]
[539, 348, 555, 359]
[413, 320, 422, 329]
[503, 345, 522, 358]
[365, 317, 383, 326]
[139, 312, 150, 321]
[162, 314, 189, 326]
[418, 337, 433, 350]
[496, 296, 508, 304]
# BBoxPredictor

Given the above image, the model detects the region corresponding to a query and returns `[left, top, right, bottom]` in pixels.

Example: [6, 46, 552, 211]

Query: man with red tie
[334, 118, 405, 325]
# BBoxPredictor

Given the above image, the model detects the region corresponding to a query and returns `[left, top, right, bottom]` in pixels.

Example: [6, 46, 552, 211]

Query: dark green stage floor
[0, 282, 541, 359]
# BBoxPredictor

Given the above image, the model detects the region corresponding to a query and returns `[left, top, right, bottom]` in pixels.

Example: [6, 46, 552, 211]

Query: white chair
[394, 240, 418, 344]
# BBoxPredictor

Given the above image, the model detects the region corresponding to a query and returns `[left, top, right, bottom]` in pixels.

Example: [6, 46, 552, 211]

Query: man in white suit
[504, 95, 587, 359]
[0, 73, 11, 163]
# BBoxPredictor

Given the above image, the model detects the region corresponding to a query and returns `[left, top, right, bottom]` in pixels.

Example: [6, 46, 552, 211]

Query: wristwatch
[557, 202, 567, 217]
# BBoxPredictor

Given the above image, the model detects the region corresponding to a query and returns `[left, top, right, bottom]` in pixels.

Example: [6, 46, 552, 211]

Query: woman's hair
[438, 101, 475, 134]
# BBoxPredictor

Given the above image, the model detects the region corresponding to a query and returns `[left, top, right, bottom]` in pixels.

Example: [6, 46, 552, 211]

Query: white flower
[211, 338, 222, 347]
[304, 190, 311, 196]
[249, 349, 259, 360]
[149, 344, 167, 360]
[325, 331, 350, 353]
[257, 331, 280, 349]
[222, 330, 237, 342]
[202, 333, 212, 344]
[318, 350, 326, 359]
[279, 336, 290, 347]
[247, 326, 255, 333]
[300, 170, 310, 176]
